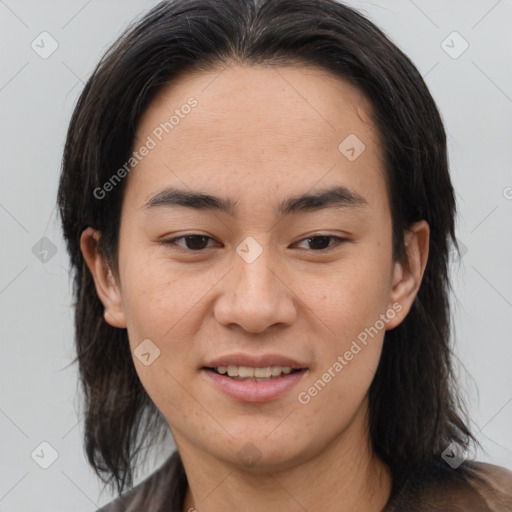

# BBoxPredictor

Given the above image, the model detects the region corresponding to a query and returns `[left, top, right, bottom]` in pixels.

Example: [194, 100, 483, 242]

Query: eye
[161, 234, 347, 253]
[293, 235, 347, 252]
[162, 234, 218, 252]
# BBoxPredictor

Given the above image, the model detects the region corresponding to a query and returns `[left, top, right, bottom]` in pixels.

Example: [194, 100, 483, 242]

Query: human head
[58, 0, 473, 493]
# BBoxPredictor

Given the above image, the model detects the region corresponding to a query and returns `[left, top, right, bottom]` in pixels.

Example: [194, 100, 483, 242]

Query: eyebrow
[143, 185, 368, 217]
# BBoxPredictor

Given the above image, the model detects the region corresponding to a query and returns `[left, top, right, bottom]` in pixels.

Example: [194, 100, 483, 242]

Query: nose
[213, 244, 298, 334]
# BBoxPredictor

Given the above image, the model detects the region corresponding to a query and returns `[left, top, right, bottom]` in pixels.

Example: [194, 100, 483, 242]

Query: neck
[176, 404, 392, 512]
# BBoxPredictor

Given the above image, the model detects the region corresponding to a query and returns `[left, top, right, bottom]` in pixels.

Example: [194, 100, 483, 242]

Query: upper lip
[203, 353, 308, 369]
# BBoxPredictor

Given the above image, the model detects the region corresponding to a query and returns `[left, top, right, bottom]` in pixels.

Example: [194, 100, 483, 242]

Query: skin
[81, 62, 429, 512]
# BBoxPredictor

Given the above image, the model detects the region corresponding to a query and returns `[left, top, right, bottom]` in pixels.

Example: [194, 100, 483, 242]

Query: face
[83, 62, 427, 473]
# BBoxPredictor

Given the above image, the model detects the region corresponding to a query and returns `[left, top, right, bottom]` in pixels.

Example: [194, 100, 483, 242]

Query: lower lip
[201, 368, 308, 403]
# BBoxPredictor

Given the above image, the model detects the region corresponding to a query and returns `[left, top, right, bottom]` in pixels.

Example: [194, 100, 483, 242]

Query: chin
[205, 428, 318, 474]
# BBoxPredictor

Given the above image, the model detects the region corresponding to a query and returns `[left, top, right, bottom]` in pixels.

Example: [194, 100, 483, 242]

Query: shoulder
[464, 461, 512, 509]
[385, 459, 512, 512]
[96, 451, 186, 512]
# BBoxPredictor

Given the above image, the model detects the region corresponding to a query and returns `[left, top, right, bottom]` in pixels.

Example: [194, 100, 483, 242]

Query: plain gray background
[1, 0, 511, 510]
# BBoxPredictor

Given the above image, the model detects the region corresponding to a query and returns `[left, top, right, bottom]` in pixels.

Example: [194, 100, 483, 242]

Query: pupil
[309, 236, 330, 250]
[185, 235, 209, 250]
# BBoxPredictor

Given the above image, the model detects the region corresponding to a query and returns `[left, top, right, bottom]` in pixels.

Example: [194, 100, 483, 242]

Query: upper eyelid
[164, 233, 347, 250]
[165, 233, 345, 242]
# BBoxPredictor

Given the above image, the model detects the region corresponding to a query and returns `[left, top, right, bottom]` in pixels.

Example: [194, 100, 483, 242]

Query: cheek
[299, 284, 387, 432]
[118, 231, 393, 352]
[121, 269, 204, 349]
[302, 244, 393, 396]
[319, 249, 392, 334]
[117, 252, 225, 403]
[117, 258, 208, 414]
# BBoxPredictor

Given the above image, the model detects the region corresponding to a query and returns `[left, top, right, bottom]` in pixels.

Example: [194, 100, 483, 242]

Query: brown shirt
[97, 451, 512, 511]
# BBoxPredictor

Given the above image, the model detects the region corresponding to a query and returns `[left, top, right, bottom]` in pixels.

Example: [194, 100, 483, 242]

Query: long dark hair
[58, 0, 475, 494]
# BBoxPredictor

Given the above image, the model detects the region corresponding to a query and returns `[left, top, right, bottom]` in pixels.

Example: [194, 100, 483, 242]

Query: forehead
[127, 63, 386, 214]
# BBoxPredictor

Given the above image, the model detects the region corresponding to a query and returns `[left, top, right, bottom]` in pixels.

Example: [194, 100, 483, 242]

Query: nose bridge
[213, 237, 297, 332]
[237, 245, 278, 299]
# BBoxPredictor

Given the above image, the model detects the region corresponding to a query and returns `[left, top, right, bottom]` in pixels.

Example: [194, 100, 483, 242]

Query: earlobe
[386, 220, 430, 330]
[80, 227, 127, 329]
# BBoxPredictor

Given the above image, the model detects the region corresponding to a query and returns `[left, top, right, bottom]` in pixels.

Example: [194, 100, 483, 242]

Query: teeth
[254, 367, 271, 378]
[214, 365, 296, 380]
[227, 365, 238, 377]
[239, 366, 254, 378]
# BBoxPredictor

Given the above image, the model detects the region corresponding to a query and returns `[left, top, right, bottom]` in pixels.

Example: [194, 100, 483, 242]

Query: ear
[80, 227, 127, 329]
[386, 220, 429, 330]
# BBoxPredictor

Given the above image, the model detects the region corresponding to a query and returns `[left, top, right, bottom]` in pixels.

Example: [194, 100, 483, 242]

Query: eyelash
[161, 234, 347, 253]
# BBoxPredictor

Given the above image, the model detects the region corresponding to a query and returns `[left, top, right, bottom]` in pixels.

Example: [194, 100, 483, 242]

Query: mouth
[203, 365, 305, 381]
[201, 362, 308, 403]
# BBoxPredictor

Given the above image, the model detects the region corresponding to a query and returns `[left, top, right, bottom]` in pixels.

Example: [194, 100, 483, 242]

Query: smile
[201, 366, 308, 402]
[209, 365, 301, 381]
